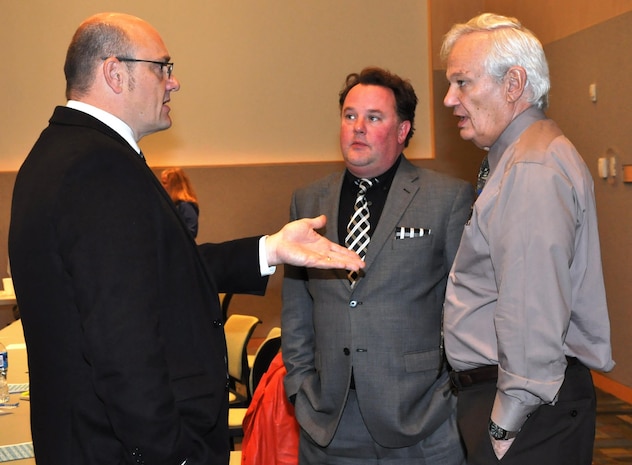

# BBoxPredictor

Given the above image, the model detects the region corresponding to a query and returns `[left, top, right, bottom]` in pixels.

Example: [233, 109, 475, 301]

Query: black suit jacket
[9, 107, 267, 465]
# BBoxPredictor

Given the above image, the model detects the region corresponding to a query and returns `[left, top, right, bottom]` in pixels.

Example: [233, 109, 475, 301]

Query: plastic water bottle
[0, 342, 9, 403]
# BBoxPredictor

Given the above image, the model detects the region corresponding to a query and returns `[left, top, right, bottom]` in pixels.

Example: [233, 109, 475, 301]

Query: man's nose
[354, 118, 366, 133]
[443, 85, 458, 107]
[168, 74, 181, 92]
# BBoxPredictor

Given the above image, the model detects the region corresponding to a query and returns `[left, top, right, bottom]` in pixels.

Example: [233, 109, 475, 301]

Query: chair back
[224, 314, 261, 388]
[220, 293, 234, 322]
[249, 327, 282, 397]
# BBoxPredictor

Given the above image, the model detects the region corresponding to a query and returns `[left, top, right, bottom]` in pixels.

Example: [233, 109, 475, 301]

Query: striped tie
[345, 178, 373, 286]
[476, 156, 490, 195]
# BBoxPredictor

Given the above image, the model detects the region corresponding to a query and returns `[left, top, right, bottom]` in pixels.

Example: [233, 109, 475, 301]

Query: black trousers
[454, 361, 596, 465]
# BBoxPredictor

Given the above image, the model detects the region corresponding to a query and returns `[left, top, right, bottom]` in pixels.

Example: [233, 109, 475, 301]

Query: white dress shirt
[66, 100, 142, 155]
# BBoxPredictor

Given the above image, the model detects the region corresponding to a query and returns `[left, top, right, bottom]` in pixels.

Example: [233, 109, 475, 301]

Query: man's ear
[397, 120, 412, 145]
[505, 66, 527, 103]
[103, 58, 125, 94]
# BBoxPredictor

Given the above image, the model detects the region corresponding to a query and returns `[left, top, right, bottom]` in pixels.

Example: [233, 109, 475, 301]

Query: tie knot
[356, 178, 374, 194]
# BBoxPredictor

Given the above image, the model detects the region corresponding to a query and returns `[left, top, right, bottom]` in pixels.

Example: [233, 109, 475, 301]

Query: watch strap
[489, 420, 519, 440]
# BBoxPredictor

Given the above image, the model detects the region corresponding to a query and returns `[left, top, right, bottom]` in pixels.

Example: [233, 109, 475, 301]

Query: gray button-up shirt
[444, 106, 615, 432]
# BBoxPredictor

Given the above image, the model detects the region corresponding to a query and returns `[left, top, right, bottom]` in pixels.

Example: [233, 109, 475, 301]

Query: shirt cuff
[259, 236, 277, 276]
[491, 389, 541, 432]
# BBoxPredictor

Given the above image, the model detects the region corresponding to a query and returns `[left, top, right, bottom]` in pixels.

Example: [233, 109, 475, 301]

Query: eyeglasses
[116, 57, 174, 79]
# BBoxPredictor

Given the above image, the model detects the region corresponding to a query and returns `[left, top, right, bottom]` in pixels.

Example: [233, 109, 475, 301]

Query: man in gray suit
[282, 67, 475, 464]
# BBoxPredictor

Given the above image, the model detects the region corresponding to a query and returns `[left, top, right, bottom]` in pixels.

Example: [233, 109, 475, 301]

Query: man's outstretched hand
[265, 215, 366, 271]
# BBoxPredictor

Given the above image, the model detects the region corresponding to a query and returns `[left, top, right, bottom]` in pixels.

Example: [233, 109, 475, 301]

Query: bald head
[61, 13, 179, 141]
[64, 13, 157, 99]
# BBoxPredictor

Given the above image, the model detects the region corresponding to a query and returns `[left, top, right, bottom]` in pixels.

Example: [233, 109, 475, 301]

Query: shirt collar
[488, 106, 547, 172]
[345, 154, 402, 190]
[66, 100, 142, 156]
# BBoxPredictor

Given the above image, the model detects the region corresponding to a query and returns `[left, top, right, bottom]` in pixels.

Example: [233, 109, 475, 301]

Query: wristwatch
[488, 420, 518, 440]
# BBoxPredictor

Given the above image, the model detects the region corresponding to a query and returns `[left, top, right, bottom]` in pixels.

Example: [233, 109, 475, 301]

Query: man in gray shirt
[441, 13, 614, 465]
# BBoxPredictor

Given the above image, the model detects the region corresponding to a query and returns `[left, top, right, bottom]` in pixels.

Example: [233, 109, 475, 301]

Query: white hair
[440, 13, 550, 110]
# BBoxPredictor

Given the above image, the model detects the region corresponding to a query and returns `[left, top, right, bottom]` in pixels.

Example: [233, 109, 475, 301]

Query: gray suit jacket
[282, 156, 474, 448]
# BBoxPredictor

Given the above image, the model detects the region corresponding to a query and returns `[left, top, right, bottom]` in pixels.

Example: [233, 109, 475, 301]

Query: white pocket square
[395, 227, 432, 239]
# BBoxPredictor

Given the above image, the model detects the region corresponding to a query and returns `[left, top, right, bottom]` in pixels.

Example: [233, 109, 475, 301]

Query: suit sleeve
[198, 238, 269, 295]
[281, 192, 316, 399]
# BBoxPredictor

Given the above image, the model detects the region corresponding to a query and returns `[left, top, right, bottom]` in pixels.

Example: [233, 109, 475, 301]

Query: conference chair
[229, 327, 282, 445]
[219, 293, 233, 322]
[229, 450, 241, 465]
[224, 314, 261, 405]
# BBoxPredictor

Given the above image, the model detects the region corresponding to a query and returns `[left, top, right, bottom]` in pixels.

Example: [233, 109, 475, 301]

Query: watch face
[489, 421, 508, 440]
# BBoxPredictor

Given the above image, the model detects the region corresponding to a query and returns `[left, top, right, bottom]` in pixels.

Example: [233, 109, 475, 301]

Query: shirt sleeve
[488, 154, 578, 432]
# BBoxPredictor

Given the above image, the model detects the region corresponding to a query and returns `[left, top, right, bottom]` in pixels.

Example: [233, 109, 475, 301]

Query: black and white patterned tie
[476, 156, 490, 195]
[345, 178, 373, 286]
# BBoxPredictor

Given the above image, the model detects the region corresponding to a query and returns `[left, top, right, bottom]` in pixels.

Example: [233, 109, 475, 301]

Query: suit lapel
[363, 158, 419, 272]
[319, 172, 345, 244]
[320, 161, 420, 290]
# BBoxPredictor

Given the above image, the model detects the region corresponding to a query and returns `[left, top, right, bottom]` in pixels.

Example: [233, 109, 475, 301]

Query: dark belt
[449, 356, 580, 391]
[449, 365, 498, 390]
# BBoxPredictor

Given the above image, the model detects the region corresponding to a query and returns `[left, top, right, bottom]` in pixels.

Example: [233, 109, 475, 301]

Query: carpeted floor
[594, 388, 632, 464]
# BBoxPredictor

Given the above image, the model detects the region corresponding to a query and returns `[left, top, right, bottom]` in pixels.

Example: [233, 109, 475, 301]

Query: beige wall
[0, 0, 432, 171]
[430, 0, 632, 70]
[483, 0, 632, 44]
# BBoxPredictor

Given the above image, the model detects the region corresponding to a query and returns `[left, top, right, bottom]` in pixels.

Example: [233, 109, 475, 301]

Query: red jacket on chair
[241, 353, 299, 465]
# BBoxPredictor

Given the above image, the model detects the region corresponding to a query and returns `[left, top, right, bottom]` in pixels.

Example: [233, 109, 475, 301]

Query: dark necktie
[345, 178, 373, 287]
[476, 156, 490, 195]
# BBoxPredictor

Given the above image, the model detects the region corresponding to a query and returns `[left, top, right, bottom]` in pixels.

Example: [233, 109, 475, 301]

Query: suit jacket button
[212, 319, 222, 327]
[349, 300, 361, 308]
[343, 347, 350, 355]
[130, 448, 145, 464]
